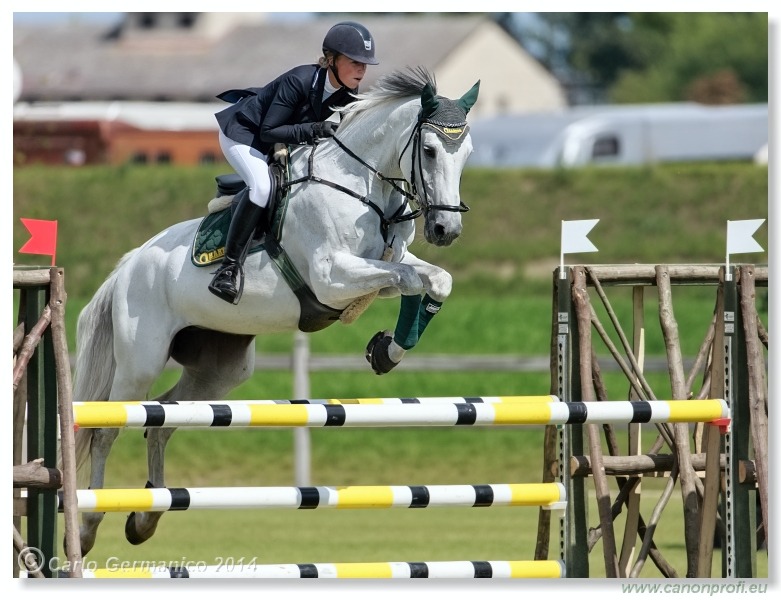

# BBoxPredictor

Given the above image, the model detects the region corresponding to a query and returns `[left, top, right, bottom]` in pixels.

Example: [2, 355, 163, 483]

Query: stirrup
[208, 263, 245, 305]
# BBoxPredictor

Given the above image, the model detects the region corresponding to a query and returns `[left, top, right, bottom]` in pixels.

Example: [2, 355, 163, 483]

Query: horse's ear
[420, 83, 440, 119]
[457, 80, 481, 115]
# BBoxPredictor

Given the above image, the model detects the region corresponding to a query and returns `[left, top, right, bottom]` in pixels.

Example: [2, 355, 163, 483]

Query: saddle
[191, 146, 344, 332]
[192, 146, 287, 267]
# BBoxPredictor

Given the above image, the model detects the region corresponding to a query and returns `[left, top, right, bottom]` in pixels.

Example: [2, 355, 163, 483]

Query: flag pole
[560, 220, 566, 279]
[560, 219, 599, 279]
[725, 219, 766, 282]
[726, 220, 731, 281]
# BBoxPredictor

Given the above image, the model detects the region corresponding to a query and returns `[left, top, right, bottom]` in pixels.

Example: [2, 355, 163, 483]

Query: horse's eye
[423, 145, 436, 158]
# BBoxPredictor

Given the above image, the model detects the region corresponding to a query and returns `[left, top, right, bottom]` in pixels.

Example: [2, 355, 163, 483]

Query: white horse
[72, 67, 479, 555]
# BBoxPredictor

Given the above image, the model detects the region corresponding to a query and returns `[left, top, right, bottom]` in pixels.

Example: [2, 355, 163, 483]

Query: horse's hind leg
[78, 427, 120, 555]
[122, 426, 175, 545]
[79, 322, 173, 555]
[125, 328, 256, 546]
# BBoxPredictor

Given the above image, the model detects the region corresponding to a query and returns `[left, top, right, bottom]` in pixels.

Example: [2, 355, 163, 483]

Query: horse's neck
[288, 100, 417, 218]
[332, 100, 417, 180]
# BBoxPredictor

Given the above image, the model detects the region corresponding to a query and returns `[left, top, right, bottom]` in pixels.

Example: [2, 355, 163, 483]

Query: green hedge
[13, 162, 768, 301]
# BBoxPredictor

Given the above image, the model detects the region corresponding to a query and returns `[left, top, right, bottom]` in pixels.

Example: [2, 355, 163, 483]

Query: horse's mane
[338, 66, 437, 128]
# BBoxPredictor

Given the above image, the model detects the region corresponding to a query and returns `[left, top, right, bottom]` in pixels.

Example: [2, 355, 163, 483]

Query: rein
[283, 116, 469, 242]
[284, 138, 419, 243]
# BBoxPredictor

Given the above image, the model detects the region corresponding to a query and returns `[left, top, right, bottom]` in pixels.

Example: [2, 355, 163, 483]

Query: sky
[10, 3, 780, 22]
[11, 11, 318, 25]
[13, 12, 123, 23]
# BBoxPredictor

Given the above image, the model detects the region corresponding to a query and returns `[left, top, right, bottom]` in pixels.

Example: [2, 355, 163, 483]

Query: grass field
[46, 425, 767, 579]
[14, 163, 768, 580]
[19, 254, 768, 580]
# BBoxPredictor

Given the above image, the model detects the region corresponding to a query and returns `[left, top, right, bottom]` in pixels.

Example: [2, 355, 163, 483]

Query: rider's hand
[312, 121, 338, 139]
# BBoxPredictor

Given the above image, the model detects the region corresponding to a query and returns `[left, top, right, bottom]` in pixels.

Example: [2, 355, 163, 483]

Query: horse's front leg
[367, 251, 453, 374]
[310, 252, 426, 374]
[398, 250, 453, 302]
[315, 252, 426, 305]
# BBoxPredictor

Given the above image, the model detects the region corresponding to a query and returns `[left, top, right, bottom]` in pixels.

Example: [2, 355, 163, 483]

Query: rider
[208, 21, 379, 304]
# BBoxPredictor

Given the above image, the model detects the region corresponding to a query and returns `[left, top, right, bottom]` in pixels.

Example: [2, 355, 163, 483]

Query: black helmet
[322, 21, 379, 65]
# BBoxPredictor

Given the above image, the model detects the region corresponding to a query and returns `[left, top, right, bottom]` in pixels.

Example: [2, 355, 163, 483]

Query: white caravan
[468, 103, 768, 168]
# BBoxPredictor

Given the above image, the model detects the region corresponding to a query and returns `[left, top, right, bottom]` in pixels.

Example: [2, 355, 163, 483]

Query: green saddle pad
[191, 208, 264, 267]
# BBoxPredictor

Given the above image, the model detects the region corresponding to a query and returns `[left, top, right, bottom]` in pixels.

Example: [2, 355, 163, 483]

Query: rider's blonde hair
[318, 51, 336, 68]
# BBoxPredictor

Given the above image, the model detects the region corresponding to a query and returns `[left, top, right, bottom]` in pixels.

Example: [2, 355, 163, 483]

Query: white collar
[323, 73, 339, 98]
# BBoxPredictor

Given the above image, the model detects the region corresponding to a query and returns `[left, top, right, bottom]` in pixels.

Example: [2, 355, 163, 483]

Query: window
[178, 13, 196, 28]
[156, 151, 172, 165]
[130, 151, 148, 164]
[199, 152, 217, 165]
[139, 13, 156, 29]
[592, 136, 620, 159]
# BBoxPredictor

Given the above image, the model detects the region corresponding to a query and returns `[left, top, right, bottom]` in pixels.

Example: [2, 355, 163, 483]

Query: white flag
[561, 219, 599, 254]
[727, 219, 765, 255]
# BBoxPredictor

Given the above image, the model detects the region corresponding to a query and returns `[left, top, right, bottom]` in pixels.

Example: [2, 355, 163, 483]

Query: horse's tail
[73, 249, 137, 476]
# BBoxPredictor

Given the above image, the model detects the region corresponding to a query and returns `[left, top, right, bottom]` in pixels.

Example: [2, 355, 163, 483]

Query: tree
[501, 12, 767, 105]
[610, 13, 768, 104]
[500, 13, 653, 99]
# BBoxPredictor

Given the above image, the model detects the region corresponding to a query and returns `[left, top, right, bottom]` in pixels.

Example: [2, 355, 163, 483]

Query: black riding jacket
[215, 64, 356, 155]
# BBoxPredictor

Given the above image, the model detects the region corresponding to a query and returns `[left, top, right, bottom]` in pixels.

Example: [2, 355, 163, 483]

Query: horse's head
[402, 79, 480, 247]
[329, 67, 479, 247]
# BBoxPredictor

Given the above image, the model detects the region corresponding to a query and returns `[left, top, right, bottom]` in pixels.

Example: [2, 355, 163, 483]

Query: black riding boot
[208, 189, 265, 304]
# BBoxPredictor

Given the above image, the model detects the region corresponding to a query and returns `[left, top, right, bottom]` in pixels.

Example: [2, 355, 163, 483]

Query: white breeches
[218, 130, 272, 208]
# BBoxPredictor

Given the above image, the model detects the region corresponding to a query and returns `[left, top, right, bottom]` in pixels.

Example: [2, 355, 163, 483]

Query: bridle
[284, 116, 470, 242]
[398, 119, 471, 215]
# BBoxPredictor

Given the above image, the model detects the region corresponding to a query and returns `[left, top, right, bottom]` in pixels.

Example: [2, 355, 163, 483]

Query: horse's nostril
[434, 224, 446, 239]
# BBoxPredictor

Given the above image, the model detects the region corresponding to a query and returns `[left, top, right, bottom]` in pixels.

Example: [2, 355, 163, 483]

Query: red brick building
[13, 102, 224, 167]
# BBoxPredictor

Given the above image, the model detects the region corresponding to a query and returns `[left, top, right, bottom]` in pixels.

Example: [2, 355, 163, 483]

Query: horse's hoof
[365, 330, 399, 375]
[77, 527, 96, 557]
[125, 512, 157, 545]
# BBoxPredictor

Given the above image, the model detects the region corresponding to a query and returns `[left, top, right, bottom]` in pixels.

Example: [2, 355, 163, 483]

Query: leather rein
[283, 119, 470, 242]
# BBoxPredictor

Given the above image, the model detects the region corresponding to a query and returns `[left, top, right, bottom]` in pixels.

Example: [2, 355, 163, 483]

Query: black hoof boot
[365, 330, 400, 375]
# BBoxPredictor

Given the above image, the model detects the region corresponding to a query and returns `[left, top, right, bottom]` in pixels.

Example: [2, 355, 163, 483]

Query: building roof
[14, 14, 492, 103]
[13, 101, 226, 130]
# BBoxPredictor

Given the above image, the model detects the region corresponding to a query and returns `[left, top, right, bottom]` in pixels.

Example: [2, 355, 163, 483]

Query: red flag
[19, 218, 58, 266]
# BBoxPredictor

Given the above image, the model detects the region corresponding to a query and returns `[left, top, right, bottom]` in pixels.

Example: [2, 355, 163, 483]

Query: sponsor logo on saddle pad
[195, 247, 225, 265]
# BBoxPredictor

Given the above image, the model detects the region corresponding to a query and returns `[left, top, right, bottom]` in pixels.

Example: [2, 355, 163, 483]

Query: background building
[13, 13, 566, 166]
